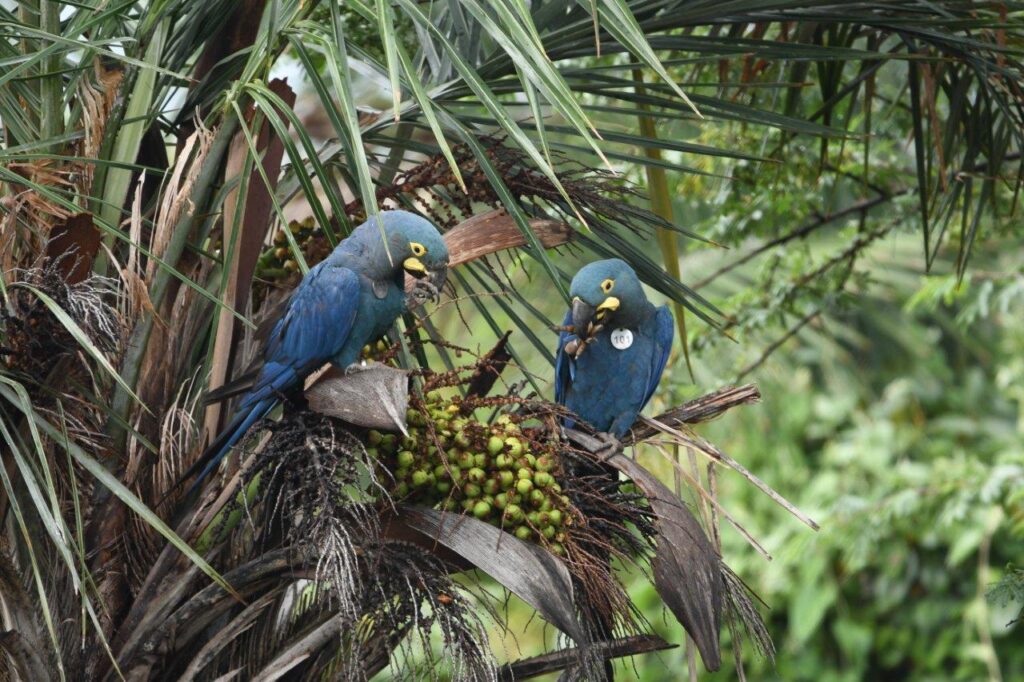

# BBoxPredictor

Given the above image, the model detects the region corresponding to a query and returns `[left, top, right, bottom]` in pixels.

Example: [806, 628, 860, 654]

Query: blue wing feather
[640, 306, 674, 410]
[553, 309, 574, 407]
[258, 264, 361, 385]
[187, 264, 362, 488]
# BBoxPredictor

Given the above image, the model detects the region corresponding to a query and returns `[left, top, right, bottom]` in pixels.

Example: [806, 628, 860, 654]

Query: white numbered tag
[610, 328, 633, 350]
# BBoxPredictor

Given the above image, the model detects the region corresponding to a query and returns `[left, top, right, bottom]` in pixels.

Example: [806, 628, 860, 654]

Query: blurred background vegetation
[2, 1, 1023, 679]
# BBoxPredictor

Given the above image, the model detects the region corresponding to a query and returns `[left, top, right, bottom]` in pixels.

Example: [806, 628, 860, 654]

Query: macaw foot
[562, 426, 623, 461]
[407, 279, 440, 308]
[593, 432, 622, 462]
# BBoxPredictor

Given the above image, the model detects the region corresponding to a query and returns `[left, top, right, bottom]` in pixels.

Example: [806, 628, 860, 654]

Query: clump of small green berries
[253, 217, 331, 282]
[359, 338, 398, 365]
[370, 392, 572, 553]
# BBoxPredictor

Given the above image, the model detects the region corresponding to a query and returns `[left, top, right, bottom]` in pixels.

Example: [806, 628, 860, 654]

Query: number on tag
[610, 328, 633, 350]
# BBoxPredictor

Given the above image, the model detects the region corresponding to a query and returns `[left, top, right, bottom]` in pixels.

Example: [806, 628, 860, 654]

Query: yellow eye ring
[410, 242, 427, 257]
[600, 278, 615, 294]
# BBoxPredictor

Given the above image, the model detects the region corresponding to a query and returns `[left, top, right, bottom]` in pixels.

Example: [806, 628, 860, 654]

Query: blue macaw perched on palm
[189, 210, 449, 486]
[555, 258, 673, 441]
[554, 258, 674, 679]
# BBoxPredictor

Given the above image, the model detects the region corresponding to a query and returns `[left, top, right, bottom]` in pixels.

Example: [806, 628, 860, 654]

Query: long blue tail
[183, 395, 277, 494]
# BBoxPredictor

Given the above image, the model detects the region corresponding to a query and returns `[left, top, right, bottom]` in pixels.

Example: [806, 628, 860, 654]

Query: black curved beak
[429, 264, 448, 292]
[571, 298, 596, 334]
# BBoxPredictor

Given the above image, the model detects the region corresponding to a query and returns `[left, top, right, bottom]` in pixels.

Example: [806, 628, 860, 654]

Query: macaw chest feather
[564, 325, 658, 433]
[330, 276, 405, 368]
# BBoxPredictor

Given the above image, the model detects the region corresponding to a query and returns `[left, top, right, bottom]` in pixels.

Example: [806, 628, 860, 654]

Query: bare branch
[623, 384, 762, 444]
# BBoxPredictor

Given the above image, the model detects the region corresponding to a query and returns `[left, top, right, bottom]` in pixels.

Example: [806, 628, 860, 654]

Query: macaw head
[569, 258, 648, 333]
[366, 210, 449, 291]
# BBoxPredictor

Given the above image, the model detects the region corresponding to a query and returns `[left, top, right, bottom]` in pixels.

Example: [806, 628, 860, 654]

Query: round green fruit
[505, 504, 524, 522]
[498, 471, 515, 490]
[487, 436, 505, 456]
[504, 437, 524, 457]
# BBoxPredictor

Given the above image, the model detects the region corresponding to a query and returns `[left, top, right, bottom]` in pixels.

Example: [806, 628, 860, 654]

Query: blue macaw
[189, 210, 449, 486]
[554, 259, 674, 439]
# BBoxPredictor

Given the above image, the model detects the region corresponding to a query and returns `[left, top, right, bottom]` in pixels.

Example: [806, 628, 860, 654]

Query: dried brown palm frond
[0, 256, 124, 398]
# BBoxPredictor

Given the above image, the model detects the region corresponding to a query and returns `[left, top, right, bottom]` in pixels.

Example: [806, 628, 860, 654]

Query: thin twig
[651, 443, 773, 561]
[735, 309, 821, 380]
[640, 416, 820, 532]
[693, 192, 900, 290]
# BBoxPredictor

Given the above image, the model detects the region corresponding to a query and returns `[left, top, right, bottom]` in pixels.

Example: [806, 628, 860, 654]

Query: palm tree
[1, 1, 1021, 679]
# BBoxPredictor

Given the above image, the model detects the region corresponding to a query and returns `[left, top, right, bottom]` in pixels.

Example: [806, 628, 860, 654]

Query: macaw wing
[253, 263, 362, 395]
[204, 293, 293, 405]
[640, 305, 675, 410]
[553, 309, 575, 406]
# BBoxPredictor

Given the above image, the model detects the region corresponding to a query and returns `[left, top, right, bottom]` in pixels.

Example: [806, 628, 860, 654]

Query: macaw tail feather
[202, 367, 260, 405]
[181, 397, 277, 494]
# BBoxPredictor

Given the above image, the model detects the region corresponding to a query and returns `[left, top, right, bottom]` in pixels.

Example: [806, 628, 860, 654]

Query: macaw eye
[410, 242, 427, 257]
[600, 278, 615, 294]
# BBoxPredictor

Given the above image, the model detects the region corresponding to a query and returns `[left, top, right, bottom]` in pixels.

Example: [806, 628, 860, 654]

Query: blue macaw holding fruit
[189, 210, 449, 486]
[555, 258, 674, 440]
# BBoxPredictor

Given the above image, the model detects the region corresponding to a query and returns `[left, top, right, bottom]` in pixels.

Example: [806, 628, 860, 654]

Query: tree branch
[623, 384, 761, 445]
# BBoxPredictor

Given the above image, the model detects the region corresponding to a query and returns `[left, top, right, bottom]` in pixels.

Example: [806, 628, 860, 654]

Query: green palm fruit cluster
[358, 338, 399, 365]
[254, 217, 332, 282]
[368, 392, 573, 556]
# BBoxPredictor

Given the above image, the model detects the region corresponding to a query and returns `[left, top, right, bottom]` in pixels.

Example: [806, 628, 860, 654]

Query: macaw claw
[594, 432, 622, 462]
[344, 361, 375, 375]
[407, 279, 440, 308]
